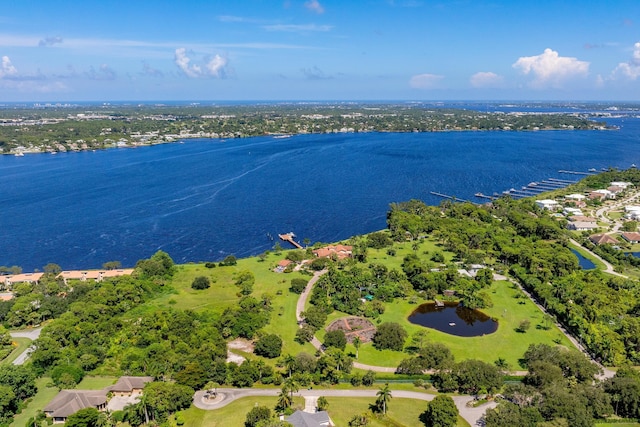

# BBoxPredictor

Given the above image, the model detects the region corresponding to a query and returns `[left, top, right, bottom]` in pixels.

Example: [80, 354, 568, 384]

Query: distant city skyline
[1, 0, 640, 102]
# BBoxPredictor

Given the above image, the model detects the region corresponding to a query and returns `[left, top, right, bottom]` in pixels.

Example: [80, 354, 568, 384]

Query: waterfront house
[313, 245, 353, 260]
[589, 234, 619, 245]
[535, 199, 559, 210]
[621, 232, 640, 244]
[0, 272, 44, 290]
[274, 259, 293, 273]
[58, 269, 134, 285]
[610, 181, 633, 189]
[565, 194, 586, 201]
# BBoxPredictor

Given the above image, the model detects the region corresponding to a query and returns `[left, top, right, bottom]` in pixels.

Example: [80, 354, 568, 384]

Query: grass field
[76, 375, 119, 389]
[10, 377, 58, 427]
[178, 395, 470, 427]
[352, 280, 573, 370]
[1, 337, 31, 366]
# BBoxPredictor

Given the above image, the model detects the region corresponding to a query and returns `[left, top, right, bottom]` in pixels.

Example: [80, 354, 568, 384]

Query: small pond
[408, 302, 498, 337]
[570, 249, 596, 270]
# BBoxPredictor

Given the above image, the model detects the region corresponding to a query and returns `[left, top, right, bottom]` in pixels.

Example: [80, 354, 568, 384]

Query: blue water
[1, 113, 639, 271]
[570, 249, 596, 270]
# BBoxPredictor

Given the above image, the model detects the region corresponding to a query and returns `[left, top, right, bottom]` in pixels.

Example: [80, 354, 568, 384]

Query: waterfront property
[313, 245, 353, 260]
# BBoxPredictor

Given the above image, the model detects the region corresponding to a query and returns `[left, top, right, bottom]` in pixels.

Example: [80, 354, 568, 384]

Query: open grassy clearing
[1, 337, 31, 366]
[76, 375, 119, 389]
[10, 377, 58, 427]
[353, 280, 572, 370]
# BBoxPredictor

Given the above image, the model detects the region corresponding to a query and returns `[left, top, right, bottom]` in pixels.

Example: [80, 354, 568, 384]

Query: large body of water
[1, 107, 639, 271]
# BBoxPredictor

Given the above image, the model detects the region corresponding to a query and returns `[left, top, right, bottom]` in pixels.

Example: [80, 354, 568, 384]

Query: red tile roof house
[274, 259, 293, 273]
[589, 233, 619, 245]
[312, 245, 353, 260]
[0, 272, 44, 290]
[621, 232, 640, 244]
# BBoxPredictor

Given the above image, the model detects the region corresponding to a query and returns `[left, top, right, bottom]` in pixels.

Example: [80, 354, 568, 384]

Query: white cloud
[0, 55, 17, 78]
[263, 24, 332, 32]
[174, 48, 228, 78]
[610, 42, 640, 80]
[305, 0, 325, 14]
[409, 73, 444, 89]
[512, 48, 589, 88]
[470, 71, 504, 88]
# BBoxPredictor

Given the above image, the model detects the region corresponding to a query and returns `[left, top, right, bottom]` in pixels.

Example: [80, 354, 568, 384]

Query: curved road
[8, 327, 42, 365]
[193, 387, 496, 426]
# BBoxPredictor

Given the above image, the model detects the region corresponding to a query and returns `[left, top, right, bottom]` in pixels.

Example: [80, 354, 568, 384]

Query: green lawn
[1, 337, 31, 366]
[353, 280, 573, 370]
[76, 375, 119, 390]
[10, 377, 58, 427]
[178, 395, 469, 427]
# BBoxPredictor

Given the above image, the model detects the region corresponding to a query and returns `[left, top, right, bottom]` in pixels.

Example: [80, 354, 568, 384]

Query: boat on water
[14, 152, 24, 157]
[273, 135, 292, 139]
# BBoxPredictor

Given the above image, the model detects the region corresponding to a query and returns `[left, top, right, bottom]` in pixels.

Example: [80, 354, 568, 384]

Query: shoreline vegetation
[0, 102, 612, 155]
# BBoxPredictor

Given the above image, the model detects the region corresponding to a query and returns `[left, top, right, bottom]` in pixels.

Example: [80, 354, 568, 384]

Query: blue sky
[1, 0, 640, 101]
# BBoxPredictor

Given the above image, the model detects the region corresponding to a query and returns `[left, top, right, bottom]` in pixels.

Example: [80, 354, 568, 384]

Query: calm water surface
[408, 302, 498, 337]
[1, 114, 639, 270]
[570, 249, 596, 270]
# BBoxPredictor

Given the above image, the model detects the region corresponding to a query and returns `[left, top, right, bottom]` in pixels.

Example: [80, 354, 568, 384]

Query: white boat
[14, 152, 24, 157]
[449, 322, 456, 326]
[273, 135, 292, 139]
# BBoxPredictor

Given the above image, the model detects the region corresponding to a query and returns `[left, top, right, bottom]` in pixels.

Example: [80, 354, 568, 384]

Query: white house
[611, 181, 633, 189]
[563, 207, 584, 216]
[592, 189, 615, 199]
[536, 199, 559, 210]
[565, 194, 586, 201]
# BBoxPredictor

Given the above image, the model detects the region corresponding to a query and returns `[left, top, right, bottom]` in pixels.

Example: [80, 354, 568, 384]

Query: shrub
[290, 278, 309, 294]
[191, 276, 210, 290]
[372, 322, 407, 351]
[324, 330, 347, 351]
[219, 255, 237, 266]
[254, 334, 283, 359]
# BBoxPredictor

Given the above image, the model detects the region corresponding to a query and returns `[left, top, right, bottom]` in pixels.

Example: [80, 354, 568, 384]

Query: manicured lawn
[1, 337, 31, 366]
[10, 377, 58, 427]
[178, 396, 305, 427]
[178, 395, 469, 427]
[595, 423, 640, 427]
[325, 396, 469, 427]
[76, 375, 119, 389]
[353, 280, 573, 370]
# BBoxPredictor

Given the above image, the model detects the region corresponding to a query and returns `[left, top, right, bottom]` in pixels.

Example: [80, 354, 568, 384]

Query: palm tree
[281, 354, 296, 378]
[375, 383, 392, 415]
[283, 377, 299, 400]
[276, 389, 293, 411]
[353, 336, 361, 359]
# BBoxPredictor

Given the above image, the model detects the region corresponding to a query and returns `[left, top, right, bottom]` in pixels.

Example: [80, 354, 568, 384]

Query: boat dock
[558, 170, 596, 176]
[430, 192, 471, 203]
[278, 232, 302, 249]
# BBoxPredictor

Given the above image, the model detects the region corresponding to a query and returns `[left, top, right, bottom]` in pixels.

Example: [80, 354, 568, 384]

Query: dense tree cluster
[485, 344, 614, 427]
[0, 365, 37, 425]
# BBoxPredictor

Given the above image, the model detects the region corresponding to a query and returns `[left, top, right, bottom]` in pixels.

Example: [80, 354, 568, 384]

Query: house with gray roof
[108, 376, 154, 396]
[286, 410, 333, 427]
[43, 390, 107, 424]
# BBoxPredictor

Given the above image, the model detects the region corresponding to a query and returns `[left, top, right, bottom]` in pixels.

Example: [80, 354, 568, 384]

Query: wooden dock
[278, 232, 302, 249]
[430, 192, 471, 203]
[558, 170, 595, 176]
